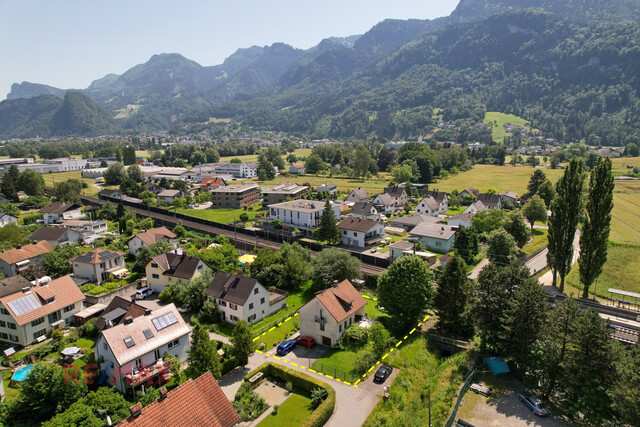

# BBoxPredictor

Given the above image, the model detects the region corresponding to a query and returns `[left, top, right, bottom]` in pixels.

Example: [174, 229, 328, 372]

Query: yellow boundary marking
[382, 353, 389, 360]
[290, 362, 298, 367]
[268, 326, 275, 332]
[284, 316, 292, 322]
[395, 341, 402, 347]
[252, 337, 260, 342]
[256, 350, 263, 354]
[273, 356, 281, 360]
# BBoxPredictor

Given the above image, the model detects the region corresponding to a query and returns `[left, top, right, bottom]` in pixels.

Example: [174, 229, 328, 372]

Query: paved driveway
[277, 343, 329, 369]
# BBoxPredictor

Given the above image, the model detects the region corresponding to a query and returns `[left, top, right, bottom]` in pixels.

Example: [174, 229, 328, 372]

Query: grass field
[220, 148, 312, 165]
[256, 173, 392, 195]
[41, 170, 100, 197]
[522, 228, 548, 256]
[311, 347, 365, 383]
[254, 318, 299, 351]
[257, 392, 313, 427]
[175, 202, 264, 225]
[611, 157, 640, 176]
[484, 112, 529, 143]
[434, 165, 564, 195]
[564, 243, 640, 298]
[611, 180, 640, 245]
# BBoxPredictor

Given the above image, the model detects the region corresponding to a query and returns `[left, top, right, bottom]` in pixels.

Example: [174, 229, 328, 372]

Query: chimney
[124, 316, 133, 325]
[16, 245, 22, 250]
[159, 387, 168, 400]
[129, 403, 142, 418]
[332, 280, 339, 287]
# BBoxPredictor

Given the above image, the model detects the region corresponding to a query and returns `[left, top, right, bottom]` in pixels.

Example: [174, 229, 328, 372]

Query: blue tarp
[486, 357, 510, 376]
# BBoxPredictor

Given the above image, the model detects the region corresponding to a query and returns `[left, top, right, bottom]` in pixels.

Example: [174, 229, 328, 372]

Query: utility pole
[428, 387, 432, 427]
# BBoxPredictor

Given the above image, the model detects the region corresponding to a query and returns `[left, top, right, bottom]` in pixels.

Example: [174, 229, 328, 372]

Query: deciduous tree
[186, 323, 221, 379]
[231, 320, 254, 366]
[486, 228, 518, 265]
[311, 247, 362, 290]
[502, 211, 530, 248]
[17, 169, 45, 196]
[522, 195, 547, 232]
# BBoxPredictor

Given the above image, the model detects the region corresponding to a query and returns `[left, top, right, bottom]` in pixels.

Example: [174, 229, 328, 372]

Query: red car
[297, 336, 316, 348]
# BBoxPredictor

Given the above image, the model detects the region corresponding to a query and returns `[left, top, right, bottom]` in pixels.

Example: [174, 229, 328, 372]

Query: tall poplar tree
[547, 157, 584, 292]
[579, 157, 614, 298]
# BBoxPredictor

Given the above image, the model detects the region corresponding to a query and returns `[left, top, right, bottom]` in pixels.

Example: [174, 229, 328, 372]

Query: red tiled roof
[314, 280, 367, 323]
[0, 241, 54, 265]
[133, 227, 177, 246]
[118, 372, 240, 427]
[201, 177, 225, 187]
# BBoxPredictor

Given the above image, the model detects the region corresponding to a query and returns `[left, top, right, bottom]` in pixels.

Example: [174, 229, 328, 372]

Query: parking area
[128, 293, 166, 312]
[276, 342, 330, 368]
[358, 364, 399, 393]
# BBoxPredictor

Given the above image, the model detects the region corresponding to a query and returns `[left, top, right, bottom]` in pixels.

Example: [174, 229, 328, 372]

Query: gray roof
[28, 227, 68, 242]
[338, 217, 380, 232]
[449, 213, 474, 223]
[345, 188, 368, 202]
[410, 222, 457, 240]
[151, 252, 203, 279]
[350, 201, 377, 216]
[384, 185, 406, 199]
[423, 191, 447, 204]
[0, 276, 32, 299]
[418, 196, 440, 211]
[39, 202, 82, 214]
[389, 214, 440, 227]
[373, 193, 394, 206]
[72, 249, 123, 265]
[205, 271, 259, 305]
[477, 193, 501, 207]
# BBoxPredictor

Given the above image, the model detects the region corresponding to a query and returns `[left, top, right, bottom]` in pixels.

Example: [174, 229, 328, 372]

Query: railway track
[82, 195, 386, 276]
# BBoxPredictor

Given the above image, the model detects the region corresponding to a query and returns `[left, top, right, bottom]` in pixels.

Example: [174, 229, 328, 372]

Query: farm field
[41, 170, 100, 197]
[255, 173, 391, 195]
[611, 156, 640, 176]
[434, 165, 563, 195]
[219, 148, 312, 165]
[610, 180, 640, 245]
[484, 111, 529, 143]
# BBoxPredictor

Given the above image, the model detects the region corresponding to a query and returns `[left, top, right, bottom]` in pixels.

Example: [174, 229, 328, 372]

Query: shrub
[51, 329, 64, 341]
[22, 214, 43, 225]
[338, 325, 369, 351]
[79, 319, 98, 339]
[311, 387, 328, 409]
[285, 381, 293, 392]
[273, 405, 279, 415]
[353, 351, 377, 375]
[239, 213, 249, 222]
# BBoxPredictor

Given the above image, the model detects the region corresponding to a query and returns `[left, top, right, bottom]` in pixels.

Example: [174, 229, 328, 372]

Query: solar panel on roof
[143, 329, 154, 339]
[151, 312, 178, 331]
[7, 294, 42, 316]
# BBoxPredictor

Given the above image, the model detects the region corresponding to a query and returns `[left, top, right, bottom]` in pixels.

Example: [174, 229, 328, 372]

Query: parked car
[135, 287, 154, 299]
[297, 336, 316, 348]
[373, 364, 393, 383]
[276, 339, 298, 356]
[519, 393, 550, 416]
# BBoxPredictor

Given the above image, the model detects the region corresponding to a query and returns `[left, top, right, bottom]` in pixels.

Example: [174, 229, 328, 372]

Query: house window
[100, 263, 105, 269]
[103, 342, 107, 350]
[152, 274, 159, 279]
[229, 303, 237, 310]
[33, 329, 46, 340]
[320, 323, 325, 331]
[339, 324, 342, 332]
[197, 265, 203, 270]
[260, 297, 265, 304]
[154, 348, 161, 361]
[31, 317, 45, 327]
[230, 315, 238, 322]
[7, 323, 16, 330]
[0, 333, 7, 339]
[0, 308, 9, 315]
[343, 230, 347, 235]
[64, 304, 75, 313]
[218, 300, 227, 307]
[168, 339, 180, 349]
[151, 263, 158, 268]
[249, 303, 254, 310]
[10, 335, 18, 342]
[248, 314, 256, 322]
[354, 232, 358, 237]
[0, 320, 5, 327]
[254, 288, 259, 295]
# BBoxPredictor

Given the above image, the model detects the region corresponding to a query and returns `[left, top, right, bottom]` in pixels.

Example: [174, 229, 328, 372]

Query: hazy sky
[0, 0, 459, 98]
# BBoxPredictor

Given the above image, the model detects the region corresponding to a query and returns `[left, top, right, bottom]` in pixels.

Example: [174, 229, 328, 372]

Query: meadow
[219, 148, 312, 164]
[41, 170, 100, 197]
[610, 180, 640, 245]
[483, 111, 530, 143]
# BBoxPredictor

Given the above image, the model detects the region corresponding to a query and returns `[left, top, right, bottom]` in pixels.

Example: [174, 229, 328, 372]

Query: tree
[132, 240, 173, 272]
[579, 156, 614, 298]
[186, 323, 221, 378]
[353, 144, 372, 179]
[377, 255, 435, 330]
[377, 147, 395, 172]
[547, 157, 584, 291]
[500, 278, 547, 371]
[199, 243, 239, 273]
[524, 169, 547, 198]
[43, 387, 130, 427]
[175, 273, 212, 312]
[257, 151, 275, 180]
[305, 154, 326, 174]
[0, 223, 28, 250]
[97, 202, 117, 220]
[453, 227, 479, 265]
[277, 243, 311, 291]
[127, 163, 144, 182]
[20, 264, 47, 281]
[1, 164, 20, 201]
[486, 228, 518, 265]
[536, 179, 556, 207]
[17, 169, 45, 196]
[42, 245, 78, 278]
[286, 153, 297, 164]
[53, 179, 83, 204]
[502, 211, 530, 248]
[103, 162, 127, 185]
[433, 256, 474, 339]
[390, 164, 413, 184]
[231, 320, 254, 366]
[624, 142, 639, 157]
[315, 201, 340, 245]
[522, 195, 547, 232]
[311, 247, 362, 290]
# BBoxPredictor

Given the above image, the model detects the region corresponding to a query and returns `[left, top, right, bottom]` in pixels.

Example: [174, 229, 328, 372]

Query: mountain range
[2, 0, 640, 143]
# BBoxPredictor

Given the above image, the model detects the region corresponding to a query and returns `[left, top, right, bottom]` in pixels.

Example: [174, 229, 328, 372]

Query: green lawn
[75, 338, 95, 349]
[255, 317, 299, 351]
[364, 335, 471, 427]
[251, 282, 314, 335]
[521, 228, 548, 256]
[220, 148, 312, 165]
[311, 347, 364, 383]
[484, 111, 530, 143]
[611, 157, 640, 176]
[611, 180, 640, 245]
[2, 370, 20, 401]
[41, 171, 100, 197]
[255, 173, 392, 196]
[257, 392, 313, 427]
[361, 292, 390, 321]
[175, 202, 263, 225]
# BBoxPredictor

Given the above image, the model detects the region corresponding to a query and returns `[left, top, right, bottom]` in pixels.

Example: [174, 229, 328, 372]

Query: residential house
[422, 191, 449, 213]
[338, 217, 385, 248]
[28, 227, 78, 246]
[0, 241, 54, 277]
[384, 185, 408, 206]
[388, 241, 437, 264]
[447, 213, 473, 228]
[94, 296, 149, 330]
[0, 213, 17, 227]
[458, 188, 479, 199]
[145, 251, 211, 293]
[314, 184, 337, 195]
[99, 189, 122, 199]
[499, 191, 519, 205]
[0, 275, 84, 346]
[199, 177, 225, 191]
[205, 271, 287, 325]
[348, 202, 379, 220]
[262, 184, 308, 205]
[197, 162, 259, 179]
[371, 193, 396, 215]
[72, 249, 128, 285]
[144, 182, 166, 194]
[299, 280, 367, 347]
[157, 190, 185, 204]
[289, 163, 305, 174]
[463, 200, 487, 215]
[414, 196, 441, 217]
[39, 203, 84, 224]
[477, 193, 502, 209]
[409, 222, 457, 253]
[388, 214, 440, 231]
[210, 183, 260, 209]
[128, 227, 178, 257]
[344, 188, 369, 203]
[267, 200, 340, 234]
[59, 219, 108, 244]
[94, 303, 191, 393]
[118, 372, 239, 427]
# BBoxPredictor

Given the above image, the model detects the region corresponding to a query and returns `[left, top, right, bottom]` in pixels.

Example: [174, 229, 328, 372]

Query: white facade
[371, 196, 396, 214]
[298, 299, 363, 347]
[0, 301, 82, 346]
[268, 201, 340, 232]
[212, 284, 286, 325]
[43, 209, 84, 225]
[414, 198, 440, 217]
[0, 215, 17, 227]
[339, 222, 385, 248]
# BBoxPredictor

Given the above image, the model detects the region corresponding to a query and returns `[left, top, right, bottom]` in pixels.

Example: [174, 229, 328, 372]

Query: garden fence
[444, 367, 477, 427]
[313, 363, 358, 384]
[252, 308, 301, 339]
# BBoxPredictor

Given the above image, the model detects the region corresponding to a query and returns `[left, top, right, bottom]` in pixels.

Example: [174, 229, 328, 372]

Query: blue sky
[0, 0, 459, 98]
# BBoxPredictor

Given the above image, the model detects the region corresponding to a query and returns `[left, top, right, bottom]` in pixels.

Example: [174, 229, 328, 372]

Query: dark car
[297, 336, 316, 348]
[276, 339, 298, 356]
[519, 392, 550, 416]
[373, 364, 393, 383]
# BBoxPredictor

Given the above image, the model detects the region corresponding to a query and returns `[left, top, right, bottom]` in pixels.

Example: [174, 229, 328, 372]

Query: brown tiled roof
[71, 249, 125, 265]
[338, 217, 380, 233]
[205, 271, 258, 305]
[60, 220, 90, 227]
[118, 372, 239, 427]
[133, 227, 177, 246]
[0, 276, 32, 299]
[39, 202, 82, 214]
[201, 177, 224, 187]
[0, 241, 54, 265]
[0, 275, 85, 326]
[292, 162, 304, 168]
[150, 252, 204, 279]
[28, 227, 69, 242]
[314, 280, 367, 323]
[94, 296, 148, 330]
[101, 303, 190, 366]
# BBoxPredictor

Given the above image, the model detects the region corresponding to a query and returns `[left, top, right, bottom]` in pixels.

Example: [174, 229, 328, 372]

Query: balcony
[315, 316, 327, 324]
[125, 359, 171, 387]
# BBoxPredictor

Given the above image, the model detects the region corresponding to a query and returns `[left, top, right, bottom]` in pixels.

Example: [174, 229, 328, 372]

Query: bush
[353, 351, 377, 375]
[222, 356, 239, 376]
[79, 319, 98, 339]
[311, 387, 328, 409]
[232, 382, 268, 421]
[22, 214, 43, 225]
[273, 405, 279, 415]
[285, 381, 293, 392]
[51, 329, 64, 341]
[338, 325, 369, 351]
[239, 213, 249, 222]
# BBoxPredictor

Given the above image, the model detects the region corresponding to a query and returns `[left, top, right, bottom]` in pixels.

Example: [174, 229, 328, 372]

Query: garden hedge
[244, 362, 336, 427]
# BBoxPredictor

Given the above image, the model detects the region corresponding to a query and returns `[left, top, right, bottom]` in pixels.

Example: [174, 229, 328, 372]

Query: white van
[135, 287, 154, 300]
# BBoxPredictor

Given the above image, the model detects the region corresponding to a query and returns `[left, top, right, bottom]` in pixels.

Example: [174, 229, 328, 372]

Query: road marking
[343, 381, 351, 386]
[395, 341, 402, 347]
[290, 362, 298, 367]
[403, 335, 408, 340]
[382, 353, 389, 360]
[284, 316, 292, 322]
[255, 350, 263, 354]
[326, 375, 333, 379]
[410, 328, 416, 334]
[268, 326, 275, 332]
[273, 356, 281, 360]
[308, 369, 316, 373]
[354, 379, 361, 386]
